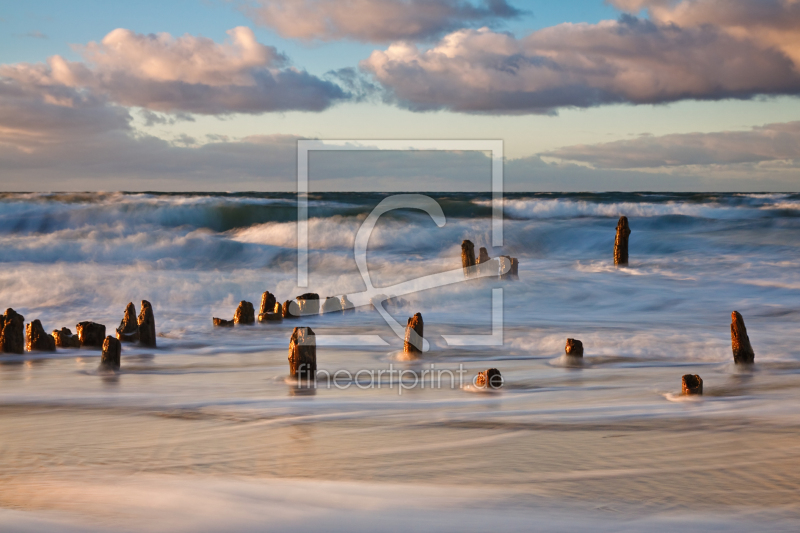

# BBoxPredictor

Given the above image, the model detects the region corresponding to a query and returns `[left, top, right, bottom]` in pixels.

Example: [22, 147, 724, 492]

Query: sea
[1, 191, 800, 532]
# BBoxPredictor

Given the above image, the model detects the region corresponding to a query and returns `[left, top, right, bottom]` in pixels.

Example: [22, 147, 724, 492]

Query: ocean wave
[474, 198, 756, 220]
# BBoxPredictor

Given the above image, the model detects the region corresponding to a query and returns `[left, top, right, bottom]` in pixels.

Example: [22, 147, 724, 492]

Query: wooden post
[322, 297, 342, 313]
[340, 295, 355, 312]
[233, 301, 255, 325]
[565, 338, 583, 357]
[0, 308, 25, 354]
[731, 311, 755, 364]
[53, 327, 81, 348]
[403, 313, 424, 353]
[77, 321, 106, 348]
[26, 319, 56, 352]
[116, 302, 140, 343]
[259, 291, 276, 315]
[259, 302, 283, 322]
[461, 240, 476, 278]
[138, 300, 157, 347]
[288, 327, 316, 379]
[681, 374, 703, 395]
[614, 216, 631, 266]
[101, 336, 121, 370]
[296, 293, 320, 316]
[476, 368, 503, 389]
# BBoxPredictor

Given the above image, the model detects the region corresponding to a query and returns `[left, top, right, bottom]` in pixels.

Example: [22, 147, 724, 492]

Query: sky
[1, 0, 799, 191]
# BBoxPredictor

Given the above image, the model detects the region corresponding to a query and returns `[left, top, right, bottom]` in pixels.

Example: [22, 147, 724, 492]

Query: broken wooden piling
[403, 313, 424, 354]
[288, 327, 316, 379]
[731, 311, 755, 364]
[614, 216, 631, 266]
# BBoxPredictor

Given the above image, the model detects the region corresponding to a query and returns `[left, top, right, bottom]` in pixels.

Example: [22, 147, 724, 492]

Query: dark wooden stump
[259, 291, 276, 315]
[565, 338, 583, 357]
[681, 374, 703, 395]
[461, 240, 476, 278]
[213, 317, 234, 327]
[614, 216, 631, 266]
[258, 301, 283, 322]
[731, 311, 755, 364]
[26, 319, 55, 352]
[288, 327, 316, 379]
[476, 368, 503, 389]
[53, 327, 81, 348]
[282, 300, 300, 319]
[101, 336, 121, 370]
[77, 321, 106, 348]
[0, 308, 25, 354]
[116, 302, 140, 343]
[138, 300, 157, 347]
[403, 313, 424, 353]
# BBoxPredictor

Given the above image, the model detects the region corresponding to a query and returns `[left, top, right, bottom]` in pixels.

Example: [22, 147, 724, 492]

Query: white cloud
[0, 27, 348, 115]
[361, 10, 800, 113]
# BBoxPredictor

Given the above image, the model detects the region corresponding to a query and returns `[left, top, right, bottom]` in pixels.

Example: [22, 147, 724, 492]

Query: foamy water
[1, 192, 800, 531]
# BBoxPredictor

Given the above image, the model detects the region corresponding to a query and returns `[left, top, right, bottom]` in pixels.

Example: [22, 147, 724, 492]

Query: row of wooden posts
[0, 216, 760, 393]
[0, 301, 157, 370]
[221, 216, 757, 393]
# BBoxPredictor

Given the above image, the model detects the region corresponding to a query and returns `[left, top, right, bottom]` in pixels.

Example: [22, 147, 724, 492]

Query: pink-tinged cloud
[1, 27, 347, 115]
[610, 0, 800, 65]
[242, 0, 521, 42]
[0, 76, 130, 150]
[545, 121, 800, 168]
[361, 13, 800, 114]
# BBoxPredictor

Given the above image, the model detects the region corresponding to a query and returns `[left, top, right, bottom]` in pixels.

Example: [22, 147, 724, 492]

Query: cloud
[545, 121, 800, 169]
[361, 11, 800, 114]
[1, 27, 348, 115]
[609, 0, 800, 64]
[241, 0, 521, 42]
[0, 75, 131, 150]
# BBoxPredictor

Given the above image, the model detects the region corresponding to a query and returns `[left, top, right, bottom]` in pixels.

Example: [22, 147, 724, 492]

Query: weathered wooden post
[77, 321, 106, 348]
[233, 301, 255, 325]
[340, 295, 355, 312]
[0, 308, 25, 354]
[101, 336, 121, 370]
[213, 317, 234, 327]
[259, 301, 283, 322]
[498, 256, 518, 280]
[731, 311, 755, 364]
[282, 300, 300, 318]
[476, 247, 491, 276]
[116, 302, 140, 343]
[403, 313, 424, 353]
[288, 327, 316, 379]
[614, 216, 631, 266]
[461, 240, 476, 278]
[259, 292, 276, 316]
[26, 319, 56, 352]
[476, 368, 503, 389]
[138, 300, 157, 347]
[52, 327, 81, 348]
[565, 338, 583, 357]
[322, 296, 342, 314]
[296, 293, 320, 316]
[681, 374, 703, 395]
